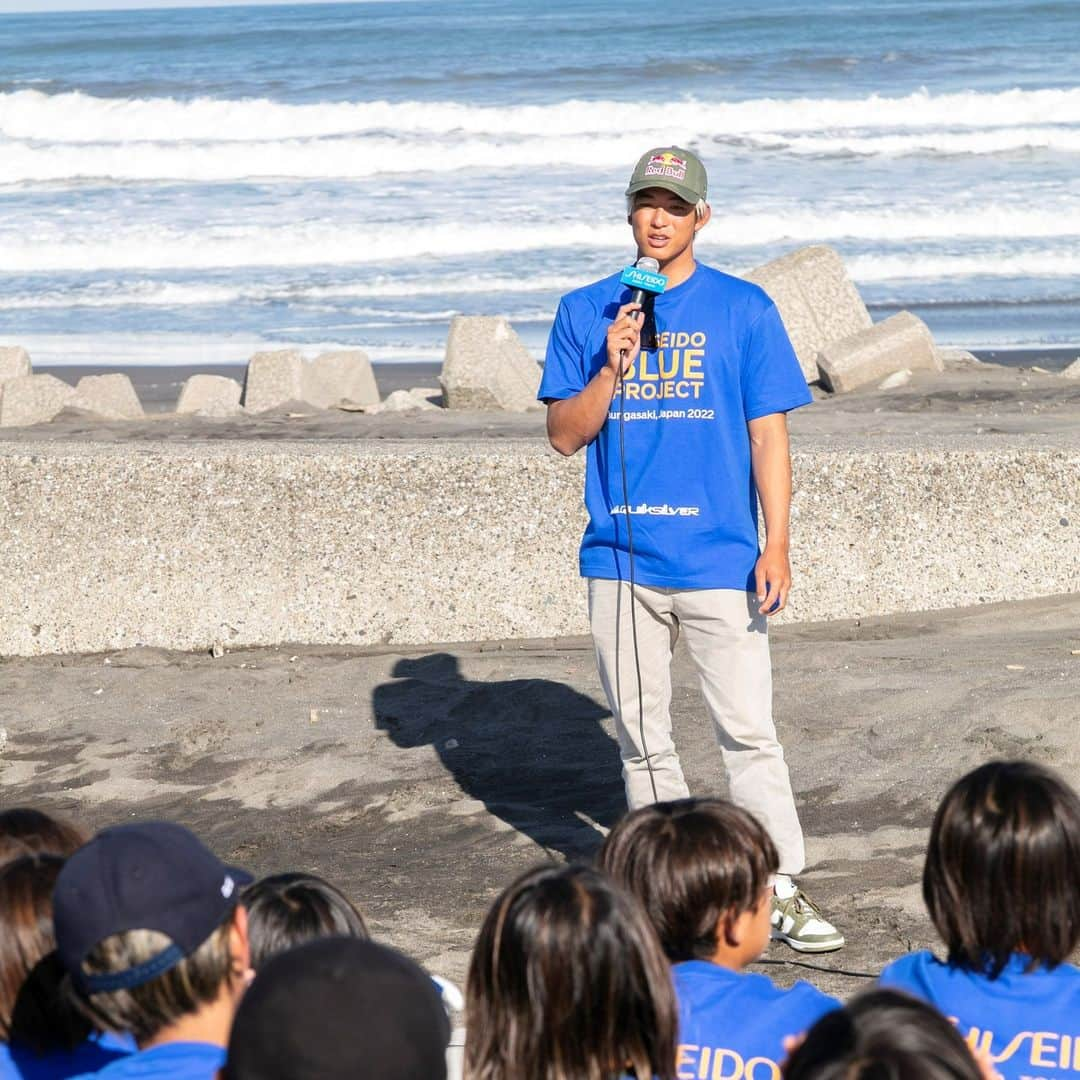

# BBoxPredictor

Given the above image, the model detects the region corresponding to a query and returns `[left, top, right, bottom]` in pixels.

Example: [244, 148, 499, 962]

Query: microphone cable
[617, 315, 658, 805]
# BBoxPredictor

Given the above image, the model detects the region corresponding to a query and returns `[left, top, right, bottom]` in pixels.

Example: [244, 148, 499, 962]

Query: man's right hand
[606, 302, 643, 378]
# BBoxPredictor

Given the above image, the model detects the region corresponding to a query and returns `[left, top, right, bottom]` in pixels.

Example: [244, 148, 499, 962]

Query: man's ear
[694, 203, 712, 232]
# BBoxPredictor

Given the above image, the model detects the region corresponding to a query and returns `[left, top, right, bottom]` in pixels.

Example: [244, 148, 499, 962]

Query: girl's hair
[242, 872, 369, 970]
[598, 797, 777, 962]
[0, 854, 91, 1052]
[923, 760, 1080, 976]
[0, 809, 88, 867]
[465, 864, 677, 1080]
[783, 989, 984, 1080]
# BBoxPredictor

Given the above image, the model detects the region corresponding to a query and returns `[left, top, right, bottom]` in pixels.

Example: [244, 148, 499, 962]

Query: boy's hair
[70, 909, 237, 1044]
[465, 864, 677, 1080]
[0, 808, 88, 867]
[626, 192, 708, 220]
[0, 854, 92, 1051]
[243, 872, 368, 970]
[924, 760, 1080, 976]
[782, 988, 983, 1080]
[598, 797, 778, 962]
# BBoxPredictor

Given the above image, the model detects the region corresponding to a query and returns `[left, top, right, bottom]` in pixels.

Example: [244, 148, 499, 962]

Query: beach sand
[2, 350, 1078, 995]
[2, 594, 1077, 997]
[9, 355, 1080, 445]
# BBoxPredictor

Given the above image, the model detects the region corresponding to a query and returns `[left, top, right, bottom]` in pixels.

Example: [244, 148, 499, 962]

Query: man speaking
[538, 146, 843, 952]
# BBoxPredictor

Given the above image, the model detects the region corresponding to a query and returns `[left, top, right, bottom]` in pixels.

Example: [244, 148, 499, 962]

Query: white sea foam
[18, 333, 445, 367]
[750, 126, 1080, 157]
[0, 276, 581, 310]
[0, 133, 667, 185]
[5, 86, 1080, 145]
[4, 205, 1077, 273]
[2, 253, 1077, 317]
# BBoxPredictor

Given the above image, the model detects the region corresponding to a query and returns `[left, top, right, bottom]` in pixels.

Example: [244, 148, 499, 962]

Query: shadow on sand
[373, 652, 624, 859]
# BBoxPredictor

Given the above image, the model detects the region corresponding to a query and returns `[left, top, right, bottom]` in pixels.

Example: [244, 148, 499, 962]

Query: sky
[0, 0, 365, 11]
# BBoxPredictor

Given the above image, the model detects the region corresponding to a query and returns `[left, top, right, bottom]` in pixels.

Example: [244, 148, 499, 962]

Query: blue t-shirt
[881, 950, 1080, 1080]
[0, 1032, 132, 1080]
[539, 264, 811, 591]
[672, 960, 838, 1079]
[68, 1041, 224, 1080]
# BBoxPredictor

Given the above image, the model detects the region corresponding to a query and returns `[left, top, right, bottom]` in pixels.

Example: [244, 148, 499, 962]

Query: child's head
[225, 937, 449, 1080]
[0, 853, 92, 1052]
[0, 808, 88, 867]
[242, 872, 368, 971]
[598, 797, 778, 965]
[465, 863, 677, 1080]
[924, 760, 1080, 976]
[783, 988, 986, 1080]
[53, 821, 253, 1046]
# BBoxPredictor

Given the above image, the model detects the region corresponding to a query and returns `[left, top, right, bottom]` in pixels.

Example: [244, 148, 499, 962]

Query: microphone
[618, 256, 667, 363]
[621, 256, 666, 310]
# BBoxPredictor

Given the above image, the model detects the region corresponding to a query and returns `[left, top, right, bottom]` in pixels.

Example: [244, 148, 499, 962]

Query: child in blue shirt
[599, 798, 838, 1079]
[52, 822, 254, 1080]
[880, 760, 1080, 1080]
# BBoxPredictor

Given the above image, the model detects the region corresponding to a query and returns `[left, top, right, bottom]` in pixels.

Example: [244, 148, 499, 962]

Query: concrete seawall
[1, 437, 1076, 657]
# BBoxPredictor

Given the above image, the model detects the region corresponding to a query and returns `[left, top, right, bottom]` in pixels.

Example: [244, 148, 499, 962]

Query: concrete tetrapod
[817, 311, 941, 394]
[441, 316, 542, 412]
[746, 245, 872, 384]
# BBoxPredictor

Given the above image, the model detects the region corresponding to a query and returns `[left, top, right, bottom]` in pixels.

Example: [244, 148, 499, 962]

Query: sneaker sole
[771, 929, 845, 953]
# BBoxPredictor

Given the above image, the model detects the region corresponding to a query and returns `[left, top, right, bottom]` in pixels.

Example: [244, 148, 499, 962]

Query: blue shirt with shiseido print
[881, 951, 1080, 1080]
[538, 265, 811, 591]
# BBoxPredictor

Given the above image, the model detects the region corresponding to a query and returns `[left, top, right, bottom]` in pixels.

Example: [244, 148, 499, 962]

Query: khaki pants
[588, 578, 806, 875]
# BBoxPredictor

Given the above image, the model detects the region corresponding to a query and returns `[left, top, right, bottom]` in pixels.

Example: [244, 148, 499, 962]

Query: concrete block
[409, 386, 444, 406]
[1061, 358, 1080, 380]
[0, 346, 31, 386]
[370, 389, 439, 414]
[937, 346, 982, 369]
[0, 374, 76, 428]
[242, 350, 304, 413]
[818, 312, 940, 395]
[440, 316, 542, 412]
[177, 374, 243, 417]
[746, 245, 871, 383]
[302, 350, 379, 410]
[877, 369, 912, 390]
[75, 374, 144, 420]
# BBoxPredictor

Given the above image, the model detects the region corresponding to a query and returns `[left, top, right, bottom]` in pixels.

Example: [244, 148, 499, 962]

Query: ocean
[1, 0, 1078, 370]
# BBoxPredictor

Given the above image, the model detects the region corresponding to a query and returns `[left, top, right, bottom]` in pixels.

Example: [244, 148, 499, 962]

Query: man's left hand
[754, 545, 791, 616]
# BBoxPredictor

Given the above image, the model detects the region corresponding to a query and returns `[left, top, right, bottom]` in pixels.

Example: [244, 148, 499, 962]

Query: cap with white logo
[54, 820, 252, 993]
[625, 145, 708, 206]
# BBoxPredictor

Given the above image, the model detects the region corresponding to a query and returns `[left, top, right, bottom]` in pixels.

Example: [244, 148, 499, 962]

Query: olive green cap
[625, 145, 708, 205]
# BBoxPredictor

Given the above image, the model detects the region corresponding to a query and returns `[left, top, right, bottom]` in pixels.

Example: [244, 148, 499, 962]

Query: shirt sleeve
[740, 301, 813, 421]
[538, 297, 588, 402]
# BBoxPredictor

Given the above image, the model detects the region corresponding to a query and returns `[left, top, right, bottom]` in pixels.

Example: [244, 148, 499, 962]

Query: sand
[2, 593, 1078, 998]
[10, 356, 1078, 446]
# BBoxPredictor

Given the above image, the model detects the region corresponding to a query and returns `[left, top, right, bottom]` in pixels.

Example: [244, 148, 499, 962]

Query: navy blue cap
[53, 821, 252, 994]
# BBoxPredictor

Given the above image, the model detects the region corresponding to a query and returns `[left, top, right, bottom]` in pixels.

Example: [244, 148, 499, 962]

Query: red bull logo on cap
[644, 151, 687, 181]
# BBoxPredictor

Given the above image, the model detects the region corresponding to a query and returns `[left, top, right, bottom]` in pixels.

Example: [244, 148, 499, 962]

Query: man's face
[628, 187, 703, 264]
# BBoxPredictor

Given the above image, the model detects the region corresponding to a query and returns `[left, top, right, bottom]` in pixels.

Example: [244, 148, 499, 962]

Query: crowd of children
[1, 758, 1079, 1080]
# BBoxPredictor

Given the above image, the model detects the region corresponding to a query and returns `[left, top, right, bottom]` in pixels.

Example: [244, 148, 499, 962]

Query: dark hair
[783, 989, 983, 1080]
[71, 910, 238, 1044]
[0, 854, 91, 1053]
[225, 937, 449, 1080]
[465, 864, 677, 1080]
[923, 760, 1080, 976]
[597, 798, 778, 962]
[243, 873, 369, 970]
[0, 809, 88, 867]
